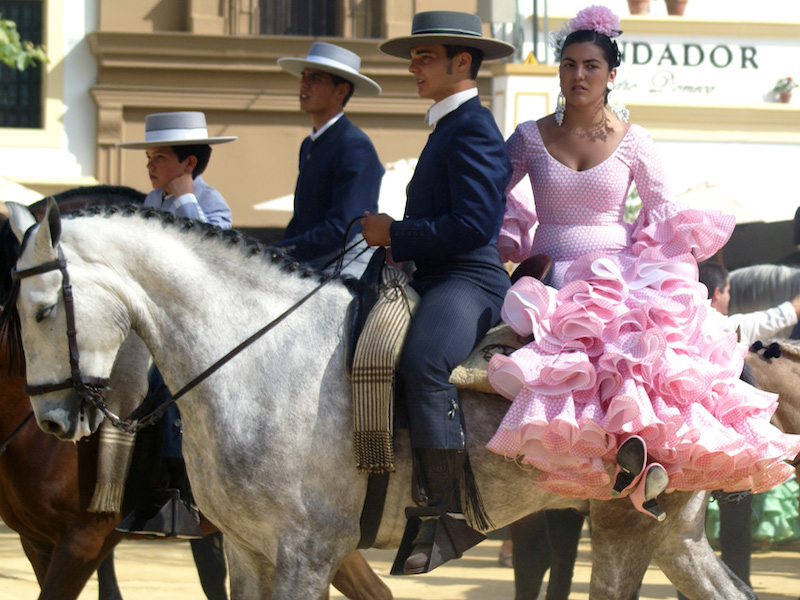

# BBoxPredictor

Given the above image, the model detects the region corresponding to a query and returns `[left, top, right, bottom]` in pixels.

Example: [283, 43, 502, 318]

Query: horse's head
[5, 198, 132, 441]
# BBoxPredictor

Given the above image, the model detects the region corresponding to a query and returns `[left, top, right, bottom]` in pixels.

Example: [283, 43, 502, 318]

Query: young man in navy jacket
[362, 10, 515, 575]
[278, 42, 384, 276]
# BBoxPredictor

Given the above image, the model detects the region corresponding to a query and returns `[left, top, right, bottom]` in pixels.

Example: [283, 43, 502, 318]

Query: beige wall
[99, 0, 187, 33]
[91, 0, 487, 228]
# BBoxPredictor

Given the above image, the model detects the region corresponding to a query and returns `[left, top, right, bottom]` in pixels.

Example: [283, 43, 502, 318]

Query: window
[350, 0, 382, 39]
[0, 0, 44, 128]
[260, 0, 339, 36]
[258, 0, 382, 38]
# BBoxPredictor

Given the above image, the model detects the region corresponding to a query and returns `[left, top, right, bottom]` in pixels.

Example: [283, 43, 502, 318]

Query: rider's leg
[398, 278, 503, 574]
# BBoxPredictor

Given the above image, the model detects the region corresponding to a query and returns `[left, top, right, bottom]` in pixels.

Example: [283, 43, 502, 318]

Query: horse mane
[60, 203, 333, 281]
[49, 184, 145, 204]
[0, 186, 148, 303]
[729, 264, 800, 314]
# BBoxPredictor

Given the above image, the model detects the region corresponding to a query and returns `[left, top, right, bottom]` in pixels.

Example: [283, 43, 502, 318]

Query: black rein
[13, 244, 338, 434]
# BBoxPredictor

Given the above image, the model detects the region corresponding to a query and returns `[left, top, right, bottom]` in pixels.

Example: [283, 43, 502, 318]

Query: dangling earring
[555, 92, 566, 126]
[606, 81, 629, 123]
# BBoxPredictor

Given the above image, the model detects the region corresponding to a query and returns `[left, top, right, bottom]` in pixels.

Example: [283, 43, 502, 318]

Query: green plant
[624, 184, 641, 223]
[0, 16, 47, 70]
[774, 77, 798, 93]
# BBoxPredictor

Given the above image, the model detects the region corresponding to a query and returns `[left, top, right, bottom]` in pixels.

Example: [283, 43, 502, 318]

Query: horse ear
[44, 196, 62, 248]
[5, 201, 37, 244]
[30, 197, 61, 260]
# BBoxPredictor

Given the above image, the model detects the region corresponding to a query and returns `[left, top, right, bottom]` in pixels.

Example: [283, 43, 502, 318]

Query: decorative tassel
[463, 453, 494, 531]
[88, 483, 124, 514]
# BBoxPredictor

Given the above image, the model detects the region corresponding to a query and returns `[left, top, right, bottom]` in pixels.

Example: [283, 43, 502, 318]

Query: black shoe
[611, 435, 646, 498]
[630, 463, 669, 522]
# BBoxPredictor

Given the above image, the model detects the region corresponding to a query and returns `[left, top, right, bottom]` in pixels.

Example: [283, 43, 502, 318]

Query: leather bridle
[11, 246, 111, 408]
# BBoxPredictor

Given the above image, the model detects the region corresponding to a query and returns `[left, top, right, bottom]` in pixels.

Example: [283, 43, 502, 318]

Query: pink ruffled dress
[487, 121, 800, 499]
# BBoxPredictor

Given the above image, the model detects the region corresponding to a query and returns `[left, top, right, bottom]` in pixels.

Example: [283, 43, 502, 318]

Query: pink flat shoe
[629, 463, 669, 522]
[611, 435, 646, 498]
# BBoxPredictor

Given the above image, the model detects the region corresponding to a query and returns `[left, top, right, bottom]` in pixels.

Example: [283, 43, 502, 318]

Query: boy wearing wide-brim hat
[115, 111, 234, 561]
[276, 42, 384, 276]
[117, 111, 235, 228]
[360, 11, 514, 575]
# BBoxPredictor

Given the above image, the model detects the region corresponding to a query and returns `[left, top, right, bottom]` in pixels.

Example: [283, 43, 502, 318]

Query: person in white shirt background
[700, 260, 800, 344]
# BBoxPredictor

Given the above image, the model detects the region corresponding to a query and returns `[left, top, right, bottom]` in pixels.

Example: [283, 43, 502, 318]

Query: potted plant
[627, 0, 650, 14]
[665, 0, 688, 15]
[774, 77, 798, 103]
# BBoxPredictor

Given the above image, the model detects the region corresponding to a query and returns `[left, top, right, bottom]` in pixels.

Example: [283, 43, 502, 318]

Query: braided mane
[0, 202, 348, 376]
[65, 203, 333, 281]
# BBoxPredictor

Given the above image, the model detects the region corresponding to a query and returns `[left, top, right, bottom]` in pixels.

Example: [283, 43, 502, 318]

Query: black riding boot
[402, 448, 485, 574]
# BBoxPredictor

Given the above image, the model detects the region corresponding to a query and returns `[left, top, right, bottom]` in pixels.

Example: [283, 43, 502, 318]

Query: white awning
[0, 176, 42, 211]
[253, 158, 418, 224]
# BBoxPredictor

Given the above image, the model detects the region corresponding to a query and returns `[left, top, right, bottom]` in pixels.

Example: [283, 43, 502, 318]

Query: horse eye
[35, 304, 56, 322]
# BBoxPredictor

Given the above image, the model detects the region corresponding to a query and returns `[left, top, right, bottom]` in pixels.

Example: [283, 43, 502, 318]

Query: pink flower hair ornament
[548, 5, 622, 61]
[571, 5, 622, 38]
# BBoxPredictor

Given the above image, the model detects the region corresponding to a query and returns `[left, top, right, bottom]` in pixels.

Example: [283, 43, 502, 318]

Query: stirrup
[390, 506, 486, 576]
[116, 488, 204, 539]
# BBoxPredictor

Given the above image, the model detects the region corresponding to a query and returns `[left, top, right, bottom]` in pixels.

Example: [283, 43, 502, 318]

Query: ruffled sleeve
[500, 176, 537, 263]
[627, 125, 734, 262]
[498, 124, 539, 263]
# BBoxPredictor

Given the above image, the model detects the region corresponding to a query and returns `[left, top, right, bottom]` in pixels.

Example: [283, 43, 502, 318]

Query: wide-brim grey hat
[380, 10, 515, 61]
[278, 41, 381, 96]
[117, 111, 237, 149]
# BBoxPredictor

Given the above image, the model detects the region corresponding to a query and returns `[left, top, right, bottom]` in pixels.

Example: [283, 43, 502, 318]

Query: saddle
[347, 252, 551, 474]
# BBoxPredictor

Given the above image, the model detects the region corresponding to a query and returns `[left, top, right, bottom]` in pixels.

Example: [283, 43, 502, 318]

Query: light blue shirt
[144, 175, 232, 229]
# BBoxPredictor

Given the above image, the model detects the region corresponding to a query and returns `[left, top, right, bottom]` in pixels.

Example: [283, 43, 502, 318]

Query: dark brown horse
[0, 188, 391, 600]
[0, 328, 183, 599]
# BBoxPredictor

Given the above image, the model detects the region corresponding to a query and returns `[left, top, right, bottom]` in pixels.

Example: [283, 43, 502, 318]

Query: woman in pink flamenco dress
[486, 5, 800, 520]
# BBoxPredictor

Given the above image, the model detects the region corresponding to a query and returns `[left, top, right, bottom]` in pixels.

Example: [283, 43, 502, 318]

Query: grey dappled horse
[5, 199, 754, 599]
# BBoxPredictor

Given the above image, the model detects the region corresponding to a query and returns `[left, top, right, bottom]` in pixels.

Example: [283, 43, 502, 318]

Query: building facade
[0, 0, 798, 254]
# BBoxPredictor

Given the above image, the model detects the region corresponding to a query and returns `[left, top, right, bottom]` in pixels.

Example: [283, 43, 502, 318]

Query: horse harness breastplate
[12, 247, 111, 403]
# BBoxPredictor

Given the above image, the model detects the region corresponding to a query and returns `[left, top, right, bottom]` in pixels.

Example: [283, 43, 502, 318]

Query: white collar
[311, 112, 344, 141]
[425, 88, 478, 127]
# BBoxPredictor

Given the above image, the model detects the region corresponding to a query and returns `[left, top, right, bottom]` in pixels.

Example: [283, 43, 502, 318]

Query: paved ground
[0, 521, 797, 599]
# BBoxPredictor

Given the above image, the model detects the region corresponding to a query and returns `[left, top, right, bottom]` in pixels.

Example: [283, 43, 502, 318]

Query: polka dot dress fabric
[488, 122, 800, 499]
